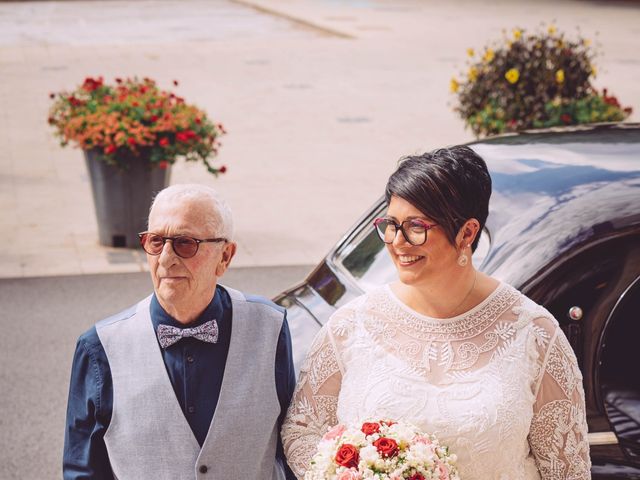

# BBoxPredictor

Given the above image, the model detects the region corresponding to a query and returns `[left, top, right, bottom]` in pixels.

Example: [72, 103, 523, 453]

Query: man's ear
[215, 242, 237, 277]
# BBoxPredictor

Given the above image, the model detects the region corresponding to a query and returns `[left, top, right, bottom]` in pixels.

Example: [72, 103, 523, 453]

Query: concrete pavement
[0, 0, 639, 279]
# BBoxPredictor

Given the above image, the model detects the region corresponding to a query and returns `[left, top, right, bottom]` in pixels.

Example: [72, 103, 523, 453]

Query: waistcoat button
[199, 465, 208, 474]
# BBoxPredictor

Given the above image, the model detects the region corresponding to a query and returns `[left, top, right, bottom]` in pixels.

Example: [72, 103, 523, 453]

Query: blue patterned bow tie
[156, 319, 219, 349]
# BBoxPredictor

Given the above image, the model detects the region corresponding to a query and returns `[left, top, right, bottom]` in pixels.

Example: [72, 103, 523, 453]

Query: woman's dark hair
[384, 145, 492, 252]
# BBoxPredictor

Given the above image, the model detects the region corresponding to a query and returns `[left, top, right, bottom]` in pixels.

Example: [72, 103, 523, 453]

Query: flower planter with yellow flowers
[49, 77, 226, 248]
[450, 25, 633, 137]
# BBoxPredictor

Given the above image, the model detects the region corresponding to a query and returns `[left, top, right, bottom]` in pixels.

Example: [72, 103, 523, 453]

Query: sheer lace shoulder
[281, 299, 362, 478]
[525, 305, 591, 479]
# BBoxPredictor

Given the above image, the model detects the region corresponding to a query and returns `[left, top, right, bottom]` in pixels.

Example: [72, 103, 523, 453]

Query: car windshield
[333, 203, 491, 292]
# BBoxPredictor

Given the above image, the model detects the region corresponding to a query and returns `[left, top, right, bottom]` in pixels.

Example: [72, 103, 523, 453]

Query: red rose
[104, 145, 116, 155]
[408, 474, 425, 480]
[560, 113, 572, 124]
[159, 137, 169, 147]
[127, 137, 136, 146]
[373, 437, 399, 458]
[195, 117, 202, 124]
[361, 422, 381, 436]
[158, 161, 169, 170]
[150, 115, 159, 123]
[219, 165, 227, 174]
[334, 444, 359, 469]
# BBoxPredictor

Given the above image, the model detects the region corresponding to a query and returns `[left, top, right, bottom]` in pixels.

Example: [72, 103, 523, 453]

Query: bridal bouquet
[305, 420, 460, 480]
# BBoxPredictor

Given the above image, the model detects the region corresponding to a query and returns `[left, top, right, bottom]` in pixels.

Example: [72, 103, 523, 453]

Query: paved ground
[0, 0, 638, 279]
[0, 265, 311, 480]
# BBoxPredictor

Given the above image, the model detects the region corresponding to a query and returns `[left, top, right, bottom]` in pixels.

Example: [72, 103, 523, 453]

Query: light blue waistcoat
[96, 287, 286, 480]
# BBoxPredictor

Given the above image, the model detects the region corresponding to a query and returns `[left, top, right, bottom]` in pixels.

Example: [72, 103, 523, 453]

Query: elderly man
[63, 184, 296, 479]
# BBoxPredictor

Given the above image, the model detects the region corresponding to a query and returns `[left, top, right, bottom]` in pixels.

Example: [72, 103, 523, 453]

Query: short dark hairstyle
[384, 145, 492, 251]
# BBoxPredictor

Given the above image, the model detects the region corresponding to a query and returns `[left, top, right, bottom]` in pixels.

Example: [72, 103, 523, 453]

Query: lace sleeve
[281, 323, 343, 479]
[528, 317, 591, 480]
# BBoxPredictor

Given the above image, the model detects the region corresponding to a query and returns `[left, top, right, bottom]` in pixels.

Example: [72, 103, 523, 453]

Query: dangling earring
[457, 245, 469, 267]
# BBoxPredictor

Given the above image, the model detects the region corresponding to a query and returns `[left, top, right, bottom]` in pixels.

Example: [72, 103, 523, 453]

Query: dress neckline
[379, 282, 519, 341]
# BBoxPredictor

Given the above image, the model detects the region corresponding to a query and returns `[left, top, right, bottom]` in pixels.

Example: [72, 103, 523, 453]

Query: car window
[333, 203, 492, 292]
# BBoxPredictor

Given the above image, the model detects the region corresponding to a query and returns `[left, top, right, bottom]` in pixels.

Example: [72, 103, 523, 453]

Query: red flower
[68, 96, 83, 107]
[150, 115, 159, 123]
[82, 76, 103, 92]
[373, 437, 399, 458]
[219, 165, 227, 174]
[176, 130, 197, 142]
[159, 137, 170, 147]
[104, 145, 116, 154]
[195, 117, 202, 124]
[624, 107, 633, 114]
[158, 160, 169, 170]
[115, 77, 123, 84]
[408, 475, 425, 480]
[140, 86, 147, 94]
[361, 422, 381, 436]
[127, 137, 136, 146]
[132, 101, 140, 107]
[334, 444, 359, 469]
[560, 113, 572, 124]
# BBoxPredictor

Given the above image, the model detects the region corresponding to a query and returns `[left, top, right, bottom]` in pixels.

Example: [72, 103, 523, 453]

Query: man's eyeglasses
[138, 232, 227, 259]
[373, 218, 438, 246]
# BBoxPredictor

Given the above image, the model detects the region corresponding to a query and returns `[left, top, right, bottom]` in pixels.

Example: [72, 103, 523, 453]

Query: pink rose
[323, 424, 346, 441]
[338, 469, 361, 480]
[413, 435, 432, 445]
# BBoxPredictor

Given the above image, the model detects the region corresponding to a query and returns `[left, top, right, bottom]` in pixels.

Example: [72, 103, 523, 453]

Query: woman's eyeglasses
[373, 218, 438, 246]
[138, 232, 227, 259]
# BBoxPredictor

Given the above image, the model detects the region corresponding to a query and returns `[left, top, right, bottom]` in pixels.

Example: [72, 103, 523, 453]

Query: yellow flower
[513, 29, 522, 40]
[468, 67, 478, 82]
[467, 48, 475, 57]
[590, 64, 597, 77]
[583, 38, 591, 47]
[483, 49, 495, 63]
[450, 78, 460, 93]
[548, 24, 557, 35]
[555, 69, 565, 83]
[505, 68, 520, 84]
[552, 96, 561, 107]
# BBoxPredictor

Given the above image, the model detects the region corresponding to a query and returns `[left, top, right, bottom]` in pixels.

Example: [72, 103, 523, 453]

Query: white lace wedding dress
[282, 283, 591, 479]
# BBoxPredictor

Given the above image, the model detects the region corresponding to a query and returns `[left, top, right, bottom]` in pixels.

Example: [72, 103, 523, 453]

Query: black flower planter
[84, 149, 170, 248]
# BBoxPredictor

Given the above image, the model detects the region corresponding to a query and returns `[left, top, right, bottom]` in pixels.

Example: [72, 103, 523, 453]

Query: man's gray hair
[150, 184, 234, 240]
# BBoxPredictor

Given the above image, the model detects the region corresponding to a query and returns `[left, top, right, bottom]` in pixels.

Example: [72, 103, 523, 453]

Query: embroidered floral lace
[282, 283, 591, 479]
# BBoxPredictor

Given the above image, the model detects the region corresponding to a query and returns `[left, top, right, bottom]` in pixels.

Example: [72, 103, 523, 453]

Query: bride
[281, 146, 591, 479]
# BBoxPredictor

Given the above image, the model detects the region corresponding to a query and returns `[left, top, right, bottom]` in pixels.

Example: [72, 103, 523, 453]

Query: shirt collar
[150, 287, 224, 330]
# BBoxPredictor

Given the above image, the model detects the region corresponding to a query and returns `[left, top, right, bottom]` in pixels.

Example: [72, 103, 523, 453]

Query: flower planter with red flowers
[49, 77, 227, 247]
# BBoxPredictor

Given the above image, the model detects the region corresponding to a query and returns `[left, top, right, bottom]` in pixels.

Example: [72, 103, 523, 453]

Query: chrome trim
[588, 431, 618, 446]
